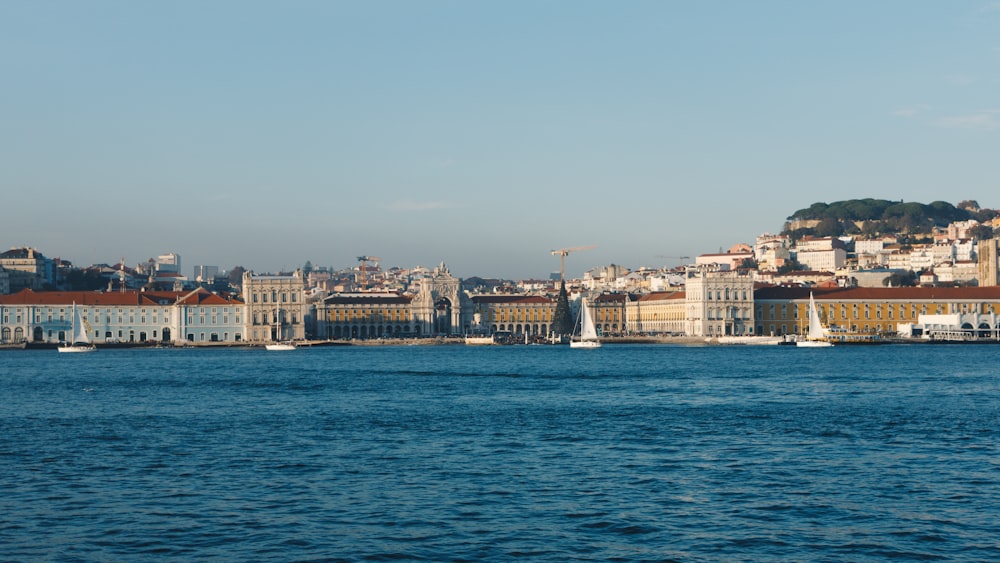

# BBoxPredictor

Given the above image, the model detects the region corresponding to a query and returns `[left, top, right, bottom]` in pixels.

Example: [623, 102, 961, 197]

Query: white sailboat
[58, 302, 96, 353]
[265, 308, 297, 350]
[570, 299, 601, 348]
[796, 292, 833, 347]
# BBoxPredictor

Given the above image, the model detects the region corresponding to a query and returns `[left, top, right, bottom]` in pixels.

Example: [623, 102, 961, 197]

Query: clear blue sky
[3, 1, 998, 279]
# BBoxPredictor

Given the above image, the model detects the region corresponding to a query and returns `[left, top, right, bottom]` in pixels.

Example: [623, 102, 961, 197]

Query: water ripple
[3, 345, 1000, 560]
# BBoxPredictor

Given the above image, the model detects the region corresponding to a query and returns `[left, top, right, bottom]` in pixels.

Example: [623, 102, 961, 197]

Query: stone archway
[978, 323, 991, 339]
[435, 297, 452, 334]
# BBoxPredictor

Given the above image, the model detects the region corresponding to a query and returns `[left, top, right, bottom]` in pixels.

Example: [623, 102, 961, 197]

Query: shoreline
[5, 335, 994, 350]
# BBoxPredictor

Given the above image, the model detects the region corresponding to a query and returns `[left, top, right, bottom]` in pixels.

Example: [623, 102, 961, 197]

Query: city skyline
[3, 1, 998, 279]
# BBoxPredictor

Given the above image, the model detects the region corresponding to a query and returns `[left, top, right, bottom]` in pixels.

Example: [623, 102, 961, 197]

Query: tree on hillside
[551, 281, 575, 335]
[815, 217, 844, 237]
[883, 272, 916, 287]
[973, 208, 999, 223]
[969, 225, 995, 241]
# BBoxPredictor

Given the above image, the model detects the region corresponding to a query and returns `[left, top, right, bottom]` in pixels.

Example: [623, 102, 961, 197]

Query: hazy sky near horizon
[3, 1, 999, 279]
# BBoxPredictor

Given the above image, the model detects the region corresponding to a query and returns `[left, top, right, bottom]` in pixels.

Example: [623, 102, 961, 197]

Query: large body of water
[3, 344, 1000, 561]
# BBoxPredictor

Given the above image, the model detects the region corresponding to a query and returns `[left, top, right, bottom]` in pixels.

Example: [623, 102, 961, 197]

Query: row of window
[251, 291, 299, 304]
[760, 302, 998, 321]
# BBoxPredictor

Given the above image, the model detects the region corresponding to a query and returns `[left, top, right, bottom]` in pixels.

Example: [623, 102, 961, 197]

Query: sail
[806, 293, 824, 340]
[71, 303, 91, 344]
[580, 301, 598, 341]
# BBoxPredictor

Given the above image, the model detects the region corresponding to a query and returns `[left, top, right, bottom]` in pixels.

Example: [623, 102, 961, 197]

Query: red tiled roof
[638, 291, 685, 302]
[175, 288, 244, 305]
[325, 293, 413, 305]
[755, 285, 1000, 301]
[0, 288, 242, 306]
[471, 295, 552, 304]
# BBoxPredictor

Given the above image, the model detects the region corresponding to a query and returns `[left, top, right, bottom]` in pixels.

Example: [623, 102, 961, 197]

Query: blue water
[3, 344, 1000, 561]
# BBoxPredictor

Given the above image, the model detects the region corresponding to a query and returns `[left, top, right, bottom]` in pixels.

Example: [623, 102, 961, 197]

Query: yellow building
[590, 293, 629, 336]
[317, 292, 415, 339]
[754, 286, 1000, 337]
[471, 295, 555, 336]
[625, 291, 686, 335]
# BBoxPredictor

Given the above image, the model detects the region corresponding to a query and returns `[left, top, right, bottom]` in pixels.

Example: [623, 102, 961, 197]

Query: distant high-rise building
[193, 265, 220, 282]
[978, 239, 999, 287]
[156, 252, 181, 273]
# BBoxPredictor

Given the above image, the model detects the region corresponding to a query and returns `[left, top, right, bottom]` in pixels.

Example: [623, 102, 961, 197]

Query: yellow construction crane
[550, 245, 596, 280]
[356, 256, 381, 289]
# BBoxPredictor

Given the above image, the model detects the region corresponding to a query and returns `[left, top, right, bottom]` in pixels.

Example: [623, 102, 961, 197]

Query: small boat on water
[570, 299, 601, 349]
[796, 292, 833, 348]
[58, 302, 96, 353]
[265, 341, 297, 351]
[464, 335, 495, 346]
[710, 335, 784, 345]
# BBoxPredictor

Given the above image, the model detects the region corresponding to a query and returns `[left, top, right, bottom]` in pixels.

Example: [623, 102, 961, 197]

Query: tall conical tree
[551, 280, 575, 335]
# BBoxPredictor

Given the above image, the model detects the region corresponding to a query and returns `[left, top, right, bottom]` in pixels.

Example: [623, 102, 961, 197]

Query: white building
[193, 265, 220, 282]
[684, 266, 756, 337]
[0, 288, 244, 345]
[898, 312, 1000, 340]
[795, 248, 847, 272]
[156, 252, 181, 273]
[242, 270, 308, 343]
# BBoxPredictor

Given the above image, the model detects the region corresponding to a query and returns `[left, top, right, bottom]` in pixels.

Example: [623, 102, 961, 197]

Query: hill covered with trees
[783, 199, 996, 238]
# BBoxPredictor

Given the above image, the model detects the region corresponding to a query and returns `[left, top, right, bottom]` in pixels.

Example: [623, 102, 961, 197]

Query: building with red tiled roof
[625, 291, 686, 335]
[470, 294, 555, 336]
[590, 293, 631, 336]
[0, 288, 245, 345]
[316, 292, 415, 339]
[754, 285, 1000, 338]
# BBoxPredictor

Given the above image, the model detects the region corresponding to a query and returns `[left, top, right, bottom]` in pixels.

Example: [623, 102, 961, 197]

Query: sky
[2, 1, 999, 280]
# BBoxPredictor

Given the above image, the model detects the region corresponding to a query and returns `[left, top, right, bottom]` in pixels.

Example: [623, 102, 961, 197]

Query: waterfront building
[0, 288, 244, 345]
[407, 263, 473, 336]
[754, 285, 1000, 338]
[684, 266, 756, 337]
[314, 263, 477, 339]
[242, 270, 307, 343]
[625, 291, 686, 335]
[590, 293, 629, 336]
[471, 294, 553, 336]
[316, 292, 414, 339]
[175, 288, 244, 343]
[898, 312, 1000, 340]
